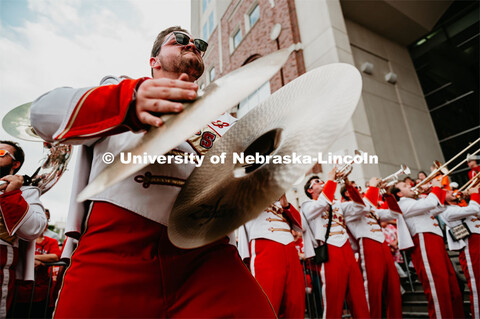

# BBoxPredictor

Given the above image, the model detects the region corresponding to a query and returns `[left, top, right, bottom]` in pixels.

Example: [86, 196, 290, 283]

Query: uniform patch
[211, 120, 229, 129]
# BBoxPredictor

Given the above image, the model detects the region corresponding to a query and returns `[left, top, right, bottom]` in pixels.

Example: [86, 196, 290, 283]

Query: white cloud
[0, 0, 192, 223]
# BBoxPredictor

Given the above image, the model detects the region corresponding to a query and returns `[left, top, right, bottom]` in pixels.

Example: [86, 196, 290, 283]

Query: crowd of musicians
[238, 155, 480, 318]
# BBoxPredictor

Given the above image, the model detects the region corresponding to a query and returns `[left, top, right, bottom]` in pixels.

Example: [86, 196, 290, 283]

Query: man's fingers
[142, 86, 197, 101]
[138, 112, 164, 127]
[141, 99, 184, 114]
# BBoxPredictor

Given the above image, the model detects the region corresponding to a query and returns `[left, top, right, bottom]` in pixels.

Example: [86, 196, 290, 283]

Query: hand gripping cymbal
[77, 46, 295, 202]
[168, 63, 362, 248]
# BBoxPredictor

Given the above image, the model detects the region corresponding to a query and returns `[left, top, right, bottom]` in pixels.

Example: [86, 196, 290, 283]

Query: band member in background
[392, 179, 464, 318]
[301, 168, 370, 319]
[30, 26, 275, 317]
[344, 177, 404, 318]
[442, 187, 480, 319]
[0, 140, 47, 318]
[468, 157, 480, 180]
[237, 194, 305, 318]
[13, 209, 61, 319]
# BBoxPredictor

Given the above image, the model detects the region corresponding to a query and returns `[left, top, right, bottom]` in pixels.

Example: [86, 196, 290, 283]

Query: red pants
[358, 238, 402, 318]
[54, 202, 276, 318]
[249, 239, 305, 318]
[459, 233, 480, 319]
[411, 233, 464, 319]
[0, 245, 18, 318]
[317, 243, 370, 319]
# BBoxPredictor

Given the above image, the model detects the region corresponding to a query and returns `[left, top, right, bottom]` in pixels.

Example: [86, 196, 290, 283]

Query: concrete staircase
[401, 250, 472, 318]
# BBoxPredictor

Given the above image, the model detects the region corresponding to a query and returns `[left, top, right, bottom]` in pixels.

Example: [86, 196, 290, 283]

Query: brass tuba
[2, 102, 72, 194]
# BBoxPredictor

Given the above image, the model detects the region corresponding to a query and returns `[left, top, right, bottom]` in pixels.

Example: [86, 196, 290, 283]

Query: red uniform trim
[322, 180, 337, 204]
[55, 78, 149, 141]
[0, 190, 29, 235]
[346, 184, 365, 206]
[282, 204, 302, 229]
[385, 194, 402, 214]
[430, 187, 446, 205]
[470, 192, 480, 205]
[364, 187, 379, 207]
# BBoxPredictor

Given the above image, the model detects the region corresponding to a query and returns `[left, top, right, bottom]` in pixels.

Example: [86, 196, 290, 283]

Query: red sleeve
[321, 180, 337, 204]
[0, 189, 29, 235]
[470, 192, 480, 205]
[54, 77, 149, 142]
[364, 186, 380, 207]
[45, 237, 61, 258]
[430, 186, 446, 205]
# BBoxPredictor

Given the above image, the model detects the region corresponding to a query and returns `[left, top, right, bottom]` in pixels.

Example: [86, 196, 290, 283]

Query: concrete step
[402, 300, 429, 313]
[402, 291, 427, 302]
[402, 311, 429, 318]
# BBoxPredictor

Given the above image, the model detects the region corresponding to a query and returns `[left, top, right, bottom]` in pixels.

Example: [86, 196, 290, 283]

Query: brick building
[191, 0, 479, 202]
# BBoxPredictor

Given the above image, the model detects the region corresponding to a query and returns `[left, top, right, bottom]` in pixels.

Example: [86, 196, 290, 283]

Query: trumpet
[335, 150, 362, 183]
[381, 164, 411, 188]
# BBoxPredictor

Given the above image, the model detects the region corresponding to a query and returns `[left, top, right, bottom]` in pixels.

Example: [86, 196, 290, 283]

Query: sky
[0, 0, 192, 225]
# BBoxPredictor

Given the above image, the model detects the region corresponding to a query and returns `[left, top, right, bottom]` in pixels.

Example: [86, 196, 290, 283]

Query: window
[203, 23, 208, 40]
[233, 29, 242, 49]
[209, 67, 215, 82]
[249, 4, 260, 28]
[208, 12, 214, 35]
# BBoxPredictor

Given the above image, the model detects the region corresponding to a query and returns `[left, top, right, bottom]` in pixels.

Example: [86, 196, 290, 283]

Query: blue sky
[0, 0, 192, 224]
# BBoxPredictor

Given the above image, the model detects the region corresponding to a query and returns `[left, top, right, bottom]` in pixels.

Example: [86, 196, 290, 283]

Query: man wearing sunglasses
[0, 141, 47, 318]
[300, 168, 370, 318]
[30, 26, 275, 317]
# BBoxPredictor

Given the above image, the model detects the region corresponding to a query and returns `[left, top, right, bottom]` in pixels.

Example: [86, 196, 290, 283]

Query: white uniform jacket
[0, 186, 46, 281]
[237, 202, 295, 260]
[301, 181, 366, 257]
[441, 199, 480, 250]
[346, 186, 413, 249]
[398, 190, 444, 237]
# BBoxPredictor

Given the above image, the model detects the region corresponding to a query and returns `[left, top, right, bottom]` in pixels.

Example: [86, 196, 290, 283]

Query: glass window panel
[249, 5, 260, 27]
[233, 29, 242, 49]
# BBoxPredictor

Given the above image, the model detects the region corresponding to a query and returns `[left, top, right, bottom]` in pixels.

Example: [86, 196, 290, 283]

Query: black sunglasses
[162, 32, 208, 54]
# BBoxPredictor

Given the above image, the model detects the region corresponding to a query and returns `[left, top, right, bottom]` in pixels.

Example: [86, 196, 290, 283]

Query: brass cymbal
[168, 63, 362, 248]
[2, 102, 43, 142]
[77, 46, 295, 202]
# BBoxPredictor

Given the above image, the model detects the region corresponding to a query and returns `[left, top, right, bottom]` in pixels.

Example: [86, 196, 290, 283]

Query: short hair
[390, 186, 401, 201]
[304, 175, 320, 199]
[0, 140, 24, 174]
[151, 26, 190, 58]
[418, 171, 427, 177]
[340, 185, 350, 201]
